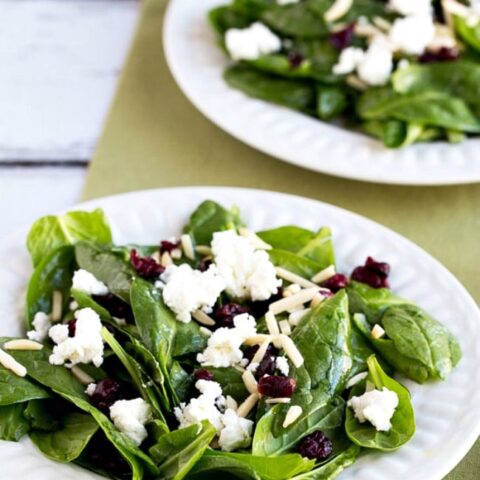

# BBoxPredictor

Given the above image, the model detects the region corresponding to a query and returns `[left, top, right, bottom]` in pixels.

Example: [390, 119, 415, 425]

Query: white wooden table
[0, 0, 140, 240]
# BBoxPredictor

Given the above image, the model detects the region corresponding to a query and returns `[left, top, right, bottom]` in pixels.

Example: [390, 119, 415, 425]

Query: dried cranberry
[130, 249, 164, 279]
[321, 273, 349, 292]
[214, 303, 250, 329]
[329, 23, 355, 51]
[194, 369, 214, 382]
[92, 293, 134, 323]
[258, 375, 296, 398]
[287, 51, 304, 69]
[297, 431, 333, 461]
[365, 256, 390, 276]
[351, 256, 390, 289]
[419, 47, 459, 63]
[67, 319, 76, 337]
[88, 436, 130, 477]
[160, 239, 180, 254]
[197, 257, 213, 272]
[89, 378, 123, 411]
[249, 287, 283, 317]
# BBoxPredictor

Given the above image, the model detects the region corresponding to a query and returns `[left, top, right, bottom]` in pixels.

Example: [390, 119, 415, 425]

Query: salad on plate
[0, 200, 461, 479]
[208, 0, 480, 148]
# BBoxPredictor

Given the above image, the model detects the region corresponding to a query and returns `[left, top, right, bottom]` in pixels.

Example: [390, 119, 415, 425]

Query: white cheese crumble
[212, 230, 281, 301]
[110, 398, 152, 446]
[332, 47, 365, 75]
[347, 387, 399, 431]
[276, 356, 290, 376]
[72, 269, 109, 296]
[277, 0, 300, 4]
[27, 312, 51, 342]
[85, 383, 97, 396]
[49, 308, 105, 368]
[388, 0, 432, 16]
[389, 15, 435, 54]
[357, 38, 393, 86]
[161, 263, 225, 323]
[225, 22, 282, 61]
[218, 408, 254, 452]
[196, 314, 257, 368]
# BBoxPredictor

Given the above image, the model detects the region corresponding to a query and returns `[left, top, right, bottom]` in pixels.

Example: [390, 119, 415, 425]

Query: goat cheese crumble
[110, 398, 152, 446]
[27, 312, 51, 342]
[347, 387, 399, 431]
[212, 230, 280, 301]
[161, 263, 225, 323]
[225, 22, 281, 61]
[48, 308, 105, 367]
[332, 47, 365, 75]
[388, 0, 432, 16]
[85, 383, 96, 396]
[72, 269, 109, 296]
[218, 408, 254, 452]
[357, 39, 393, 86]
[276, 356, 290, 376]
[389, 14, 435, 54]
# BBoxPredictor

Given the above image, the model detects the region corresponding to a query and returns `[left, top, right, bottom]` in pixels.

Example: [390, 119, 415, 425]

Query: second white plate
[163, 0, 480, 185]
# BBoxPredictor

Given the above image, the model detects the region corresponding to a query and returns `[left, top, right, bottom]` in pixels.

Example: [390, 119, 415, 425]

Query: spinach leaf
[149, 421, 216, 480]
[189, 450, 315, 480]
[26, 245, 76, 327]
[225, 65, 317, 113]
[348, 323, 376, 378]
[0, 366, 49, 406]
[0, 403, 30, 441]
[317, 86, 347, 120]
[183, 200, 244, 245]
[289, 444, 360, 479]
[268, 249, 323, 279]
[309, 0, 386, 23]
[454, 15, 480, 53]
[23, 399, 60, 431]
[27, 209, 111, 267]
[345, 356, 415, 451]
[257, 226, 317, 252]
[75, 242, 135, 303]
[30, 412, 99, 463]
[362, 119, 424, 148]
[209, 5, 253, 36]
[204, 367, 249, 402]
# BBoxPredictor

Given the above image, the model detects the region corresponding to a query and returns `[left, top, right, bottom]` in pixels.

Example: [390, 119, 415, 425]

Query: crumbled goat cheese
[212, 230, 280, 301]
[357, 38, 393, 86]
[333, 47, 365, 75]
[85, 383, 97, 396]
[388, 0, 432, 16]
[389, 14, 435, 54]
[277, 0, 300, 4]
[347, 387, 399, 431]
[225, 22, 281, 61]
[197, 314, 257, 368]
[161, 263, 225, 323]
[49, 308, 104, 367]
[218, 408, 254, 452]
[110, 398, 152, 446]
[276, 356, 290, 376]
[72, 269, 109, 296]
[27, 312, 51, 342]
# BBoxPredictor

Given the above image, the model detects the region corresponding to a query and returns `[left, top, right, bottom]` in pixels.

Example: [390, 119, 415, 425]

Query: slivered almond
[243, 334, 272, 346]
[3, 339, 43, 351]
[324, 0, 353, 22]
[346, 371, 368, 389]
[181, 234, 195, 260]
[311, 265, 336, 284]
[0, 348, 27, 377]
[288, 308, 311, 326]
[278, 334, 304, 368]
[346, 74, 368, 91]
[51, 290, 63, 322]
[237, 393, 260, 417]
[279, 319, 292, 335]
[266, 397, 291, 404]
[251, 339, 271, 365]
[233, 364, 246, 373]
[242, 370, 258, 394]
[442, 0, 471, 17]
[71, 366, 95, 385]
[170, 248, 183, 259]
[354, 23, 383, 37]
[310, 293, 325, 308]
[225, 395, 238, 411]
[160, 251, 173, 267]
[195, 245, 212, 256]
[269, 287, 319, 315]
[265, 311, 280, 336]
[238, 228, 272, 250]
[150, 251, 161, 263]
[283, 405, 303, 428]
[199, 326, 213, 337]
[371, 324, 386, 339]
[373, 16, 392, 31]
[283, 283, 302, 297]
[275, 267, 318, 289]
[192, 310, 216, 326]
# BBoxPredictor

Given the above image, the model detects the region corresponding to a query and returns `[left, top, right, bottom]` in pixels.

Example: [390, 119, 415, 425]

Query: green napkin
[83, 0, 479, 476]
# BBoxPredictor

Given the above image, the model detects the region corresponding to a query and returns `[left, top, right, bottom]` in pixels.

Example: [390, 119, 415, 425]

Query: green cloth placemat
[83, 0, 479, 476]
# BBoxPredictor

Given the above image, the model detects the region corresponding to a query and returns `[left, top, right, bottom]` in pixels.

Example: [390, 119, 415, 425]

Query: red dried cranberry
[197, 257, 213, 272]
[297, 431, 333, 461]
[329, 23, 355, 51]
[351, 256, 390, 289]
[67, 319, 76, 337]
[245, 344, 279, 379]
[160, 239, 180, 254]
[130, 249, 164, 279]
[258, 375, 296, 398]
[365, 256, 390, 276]
[89, 378, 123, 411]
[287, 51, 304, 69]
[249, 287, 283, 317]
[214, 303, 250, 329]
[322, 273, 349, 292]
[92, 293, 134, 323]
[419, 47, 459, 63]
[194, 369, 214, 382]
[88, 436, 130, 476]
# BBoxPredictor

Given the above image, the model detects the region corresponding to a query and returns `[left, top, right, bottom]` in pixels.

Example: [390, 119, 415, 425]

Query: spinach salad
[209, 0, 480, 148]
[0, 201, 461, 479]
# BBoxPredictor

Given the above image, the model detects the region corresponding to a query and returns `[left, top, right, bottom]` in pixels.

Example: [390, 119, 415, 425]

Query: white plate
[0, 187, 479, 479]
[163, 0, 480, 186]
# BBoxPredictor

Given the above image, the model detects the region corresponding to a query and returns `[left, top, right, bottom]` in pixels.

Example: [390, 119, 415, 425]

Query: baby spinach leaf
[30, 412, 99, 463]
[23, 399, 61, 431]
[0, 403, 30, 441]
[348, 323, 376, 378]
[27, 209, 111, 267]
[26, 245, 76, 327]
[204, 367, 249, 402]
[268, 249, 323, 279]
[257, 226, 317, 252]
[454, 16, 480, 53]
[0, 366, 49, 406]
[308, 0, 386, 23]
[209, 5, 253, 36]
[317, 86, 347, 120]
[183, 200, 244, 245]
[149, 421, 216, 480]
[345, 356, 415, 451]
[289, 443, 360, 479]
[189, 450, 315, 480]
